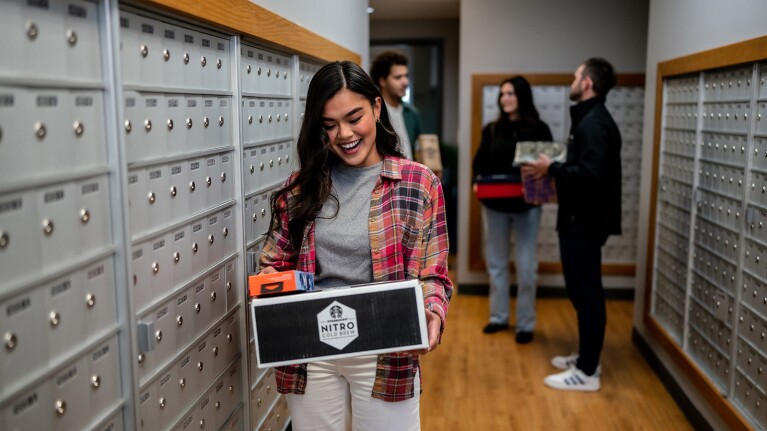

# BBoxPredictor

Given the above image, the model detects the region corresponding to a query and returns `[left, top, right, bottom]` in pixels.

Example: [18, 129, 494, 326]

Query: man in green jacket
[371, 51, 423, 160]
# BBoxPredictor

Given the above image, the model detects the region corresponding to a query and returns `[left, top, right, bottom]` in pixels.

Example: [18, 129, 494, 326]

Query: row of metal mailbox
[742, 271, 767, 322]
[738, 303, 767, 357]
[135, 266, 240, 385]
[120, 10, 231, 92]
[664, 104, 699, 131]
[687, 325, 730, 393]
[297, 62, 322, 100]
[1, 254, 117, 399]
[663, 130, 697, 158]
[127, 151, 234, 237]
[698, 161, 745, 198]
[736, 337, 767, 395]
[695, 216, 739, 266]
[658, 195, 692, 234]
[695, 188, 740, 232]
[617, 121, 644, 141]
[665, 76, 701, 104]
[241, 97, 294, 145]
[654, 269, 686, 316]
[131, 209, 238, 313]
[702, 102, 756, 135]
[652, 292, 684, 344]
[139, 346, 242, 431]
[0, 87, 107, 186]
[123, 92, 232, 164]
[692, 245, 738, 293]
[734, 368, 767, 429]
[702, 66, 761, 102]
[245, 190, 275, 247]
[688, 298, 733, 364]
[657, 222, 689, 265]
[700, 133, 749, 167]
[655, 246, 688, 293]
[691, 270, 734, 325]
[0, 0, 103, 84]
[240, 45, 293, 97]
[1, 335, 121, 431]
[242, 142, 297, 196]
[0, 174, 112, 292]
[662, 153, 695, 185]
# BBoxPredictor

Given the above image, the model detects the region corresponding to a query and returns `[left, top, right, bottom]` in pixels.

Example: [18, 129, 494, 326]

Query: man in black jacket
[522, 58, 621, 392]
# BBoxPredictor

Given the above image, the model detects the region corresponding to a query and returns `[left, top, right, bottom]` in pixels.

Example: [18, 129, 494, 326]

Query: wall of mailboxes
[0, 1, 329, 430]
[651, 62, 767, 429]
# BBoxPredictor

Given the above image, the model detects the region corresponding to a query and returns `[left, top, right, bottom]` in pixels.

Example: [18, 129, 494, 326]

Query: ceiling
[368, 0, 460, 20]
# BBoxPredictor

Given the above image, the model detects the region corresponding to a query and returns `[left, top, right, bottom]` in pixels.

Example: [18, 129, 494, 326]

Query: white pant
[286, 355, 421, 431]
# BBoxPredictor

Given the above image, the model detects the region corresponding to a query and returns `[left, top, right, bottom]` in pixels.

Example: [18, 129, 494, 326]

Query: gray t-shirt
[314, 162, 382, 289]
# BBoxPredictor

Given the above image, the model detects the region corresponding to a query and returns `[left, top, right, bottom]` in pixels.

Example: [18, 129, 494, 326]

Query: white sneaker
[551, 353, 602, 376]
[544, 367, 601, 392]
[551, 352, 579, 370]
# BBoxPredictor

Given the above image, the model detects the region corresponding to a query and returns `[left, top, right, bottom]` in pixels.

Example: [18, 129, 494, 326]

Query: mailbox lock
[86, 293, 96, 308]
[227, 281, 232, 291]
[155, 330, 162, 342]
[267, 68, 271, 77]
[0, 231, 9, 249]
[195, 303, 201, 313]
[212, 346, 218, 357]
[250, 164, 255, 174]
[26, 22, 38, 40]
[261, 208, 266, 217]
[229, 385, 234, 393]
[137, 353, 145, 365]
[198, 361, 204, 372]
[163, 49, 170, 61]
[144, 119, 152, 131]
[201, 56, 207, 67]
[152, 262, 160, 274]
[55, 399, 67, 416]
[42, 219, 54, 235]
[186, 118, 193, 129]
[125, 120, 132, 133]
[183, 52, 190, 64]
[210, 291, 216, 302]
[227, 333, 233, 343]
[278, 156, 282, 165]
[258, 115, 263, 124]
[176, 315, 183, 327]
[276, 70, 280, 78]
[173, 252, 180, 263]
[268, 114, 273, 123]
[217, 59, 222, 69]
[252, 213, 257, 223]
[260, 161, 264, 171]
[35, 122, 47, 139]
[269, 159, 274, 168]
[170, 186, 177, 197]
[248, 115, 253, 125]
[49, 311, 60, 327]
[200, 419, 206, 429]
[218, 116, 224, 126]
[179, 377, 186, 388]
[247, 65, 251, 74]
[91, 374, 101, 389]
[148, 191, 156, 204]
[4, 332, 17, 351]
[140, 45, 148, 58]
[285, 114, 289, 122]
[277, 114, 281, 122]
[215, 401, 221, 411]
[192, 242, 198, 253]
[167, 119, 173, 130]
[204, 176, 210, 187]
[189, 181, 196, 192]
[159, 397, 166, 409]
[80, 208, 90, 224]
[221, 172, 227, 182]
[66, 29, 77, 46]
[284, 72, 288, 80]
[223, 227, 229, 237]
[203, 116, 209, 128]
[208, 234, 214, 244]
[73, 121, 84, 136]
[257, 66, 262, 75]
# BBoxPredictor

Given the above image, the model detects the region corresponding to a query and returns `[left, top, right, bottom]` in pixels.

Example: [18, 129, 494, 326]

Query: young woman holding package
[472, 76, 552, 343]
[258, 61, 453, 430]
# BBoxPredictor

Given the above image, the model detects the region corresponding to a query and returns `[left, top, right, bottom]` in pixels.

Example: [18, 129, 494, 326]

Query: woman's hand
[259, 266, 277, 275]
[414, 309, 442, 355]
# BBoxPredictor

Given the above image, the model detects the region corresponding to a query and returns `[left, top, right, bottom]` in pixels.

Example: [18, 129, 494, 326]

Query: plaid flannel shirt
[260, 156, 453, 402]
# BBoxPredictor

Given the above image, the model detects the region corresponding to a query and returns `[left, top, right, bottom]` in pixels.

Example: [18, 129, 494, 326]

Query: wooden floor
[419, 292, 693, 430]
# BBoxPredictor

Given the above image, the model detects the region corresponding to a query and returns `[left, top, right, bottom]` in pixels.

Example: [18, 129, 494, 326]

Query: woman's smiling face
[322, 89, 383, 167]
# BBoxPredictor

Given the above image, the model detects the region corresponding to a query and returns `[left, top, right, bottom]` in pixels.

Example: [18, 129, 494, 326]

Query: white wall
[370, 18, 460, 144]
[250, 0, 369, 65]
[633, 1, 767, 428]
[457, 0, 649, 284]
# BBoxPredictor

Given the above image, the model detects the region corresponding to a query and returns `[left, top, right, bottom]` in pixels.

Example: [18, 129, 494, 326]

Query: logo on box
[317, 301, 358, 350]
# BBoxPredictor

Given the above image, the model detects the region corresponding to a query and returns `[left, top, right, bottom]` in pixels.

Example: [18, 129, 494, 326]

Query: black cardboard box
[249, 279, 428, 368]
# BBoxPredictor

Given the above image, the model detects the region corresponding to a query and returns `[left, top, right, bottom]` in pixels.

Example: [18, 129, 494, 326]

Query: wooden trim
[643, 35, 767, 431]
[469, 73, 644, 276]
[643, 315, 751, 431]
[136, 0, 361, 64]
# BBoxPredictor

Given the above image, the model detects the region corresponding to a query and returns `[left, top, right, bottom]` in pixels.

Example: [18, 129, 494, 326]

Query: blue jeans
[482, 205, 541, 332]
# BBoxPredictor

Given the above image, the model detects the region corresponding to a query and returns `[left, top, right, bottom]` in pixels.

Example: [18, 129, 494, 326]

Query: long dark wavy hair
[269, 60, 403, 252]
[492, 76, 541, 136]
